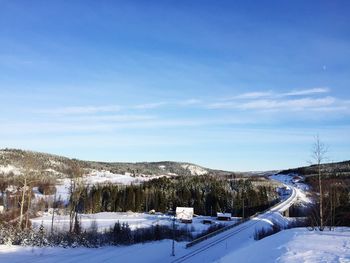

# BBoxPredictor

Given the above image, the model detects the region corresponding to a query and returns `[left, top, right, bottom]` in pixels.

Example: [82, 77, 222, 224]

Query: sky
[0, 0, 349, 171]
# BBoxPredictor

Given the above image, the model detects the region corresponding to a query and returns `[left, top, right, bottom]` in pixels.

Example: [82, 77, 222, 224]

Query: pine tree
[112, 221, 121, 245]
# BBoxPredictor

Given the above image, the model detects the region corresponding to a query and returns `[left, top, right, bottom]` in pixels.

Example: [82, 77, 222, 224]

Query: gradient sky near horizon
[0, 0, 349, 171]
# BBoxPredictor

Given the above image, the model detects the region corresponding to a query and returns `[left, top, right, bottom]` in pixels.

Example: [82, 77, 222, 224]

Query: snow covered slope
[0, 149, 221, 179]
[181, 164, 207, 176]
[1, 228, 348, 263]
[219, 228, 350, 263]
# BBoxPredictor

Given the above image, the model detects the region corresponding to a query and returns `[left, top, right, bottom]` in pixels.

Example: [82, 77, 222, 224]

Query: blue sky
[0, 0, 349, 171]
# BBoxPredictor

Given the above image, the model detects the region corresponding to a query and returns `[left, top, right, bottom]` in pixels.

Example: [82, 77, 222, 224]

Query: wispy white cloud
[39, 99, 201, 115]
[227, 91, 274, 100]
[30, 87, 348, 130]
[1, 115, 260, 136]
[238, 96, 336, 110]
[206, 87, 350, 114]
[37, 105, 121, 115]
[132, 102, 168, 110]
[208, 96, 342, 111]
[222, 87, 330, 101]
[282, 87, 330, 97]
[69, 114, 156, 122]
[177, 99, 202, 105]
[131, 99, 202, 109]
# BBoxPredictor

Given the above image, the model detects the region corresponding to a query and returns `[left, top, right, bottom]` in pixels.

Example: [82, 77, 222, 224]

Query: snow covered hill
[0, 149, 221, 180]
[0, 148, 233, 205]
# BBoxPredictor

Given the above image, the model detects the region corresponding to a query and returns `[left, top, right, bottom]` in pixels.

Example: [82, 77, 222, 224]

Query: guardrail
[186, 219, 247, 248]
[185, 186, 296, 248]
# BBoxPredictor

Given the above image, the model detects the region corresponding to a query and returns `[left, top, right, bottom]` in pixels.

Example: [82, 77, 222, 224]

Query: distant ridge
[278, 160, 350, 178]
[0, 148, 235, 178]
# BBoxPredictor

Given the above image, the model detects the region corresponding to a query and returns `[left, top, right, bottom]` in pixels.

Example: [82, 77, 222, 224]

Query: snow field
[219, 228, 350, 263]
[31, 212, 239, 235]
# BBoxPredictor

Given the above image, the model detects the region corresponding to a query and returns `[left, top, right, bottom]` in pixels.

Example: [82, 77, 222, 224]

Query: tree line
[73, 175, 279, 218]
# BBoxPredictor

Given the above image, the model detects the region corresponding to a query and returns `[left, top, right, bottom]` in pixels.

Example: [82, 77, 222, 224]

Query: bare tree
[327, 182, 337, 230]
[0, 174, 8, 210]
[68, 161, 84, 233]
[51, 192, 57, 234]
[311, 135, 328, 231]
[18, 176, 27, 229]
[25, 180, 33, 229]
[18, 154, 40, 229]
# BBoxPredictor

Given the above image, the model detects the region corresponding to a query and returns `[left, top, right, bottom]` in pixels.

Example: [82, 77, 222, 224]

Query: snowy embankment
[219, 228, 350, 263]
[0, 228, 349, 263]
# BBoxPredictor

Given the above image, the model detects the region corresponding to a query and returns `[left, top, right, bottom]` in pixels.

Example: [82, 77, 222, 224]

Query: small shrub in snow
[194, 223, 226, 239]
[0, 220, 194, 248]
[254, 224, 282, 240]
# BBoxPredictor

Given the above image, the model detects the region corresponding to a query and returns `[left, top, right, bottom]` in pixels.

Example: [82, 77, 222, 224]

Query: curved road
[170, 185, 298, 263]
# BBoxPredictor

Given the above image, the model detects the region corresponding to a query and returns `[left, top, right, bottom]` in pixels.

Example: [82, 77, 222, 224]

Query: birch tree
[68, 161, 84, 233]
[18, 155, 38, 229]
[311, 135, 328, 231]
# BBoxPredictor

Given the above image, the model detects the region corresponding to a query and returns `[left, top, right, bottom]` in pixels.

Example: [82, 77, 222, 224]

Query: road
[169, 185, 298, 263]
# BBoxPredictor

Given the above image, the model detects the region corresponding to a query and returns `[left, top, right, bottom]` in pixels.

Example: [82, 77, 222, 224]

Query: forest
[306, 176, 350, 227]
[75, 175, 279, 218]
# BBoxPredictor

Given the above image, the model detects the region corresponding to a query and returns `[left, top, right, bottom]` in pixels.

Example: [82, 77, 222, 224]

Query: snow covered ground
[57, 170, 174, 201]
[0, 164, 21, 175]
[0, 239, 186, 263]
[2, 172, 347, 263]
[34, 170, 170, 204]
[181, 164, 207, 176]
[31, 212, 238, 235]
[84, 170, 168, 185]
[219, 228, 350, 263]
[25, 191, 295, 263]
[1, 228, 348, 263]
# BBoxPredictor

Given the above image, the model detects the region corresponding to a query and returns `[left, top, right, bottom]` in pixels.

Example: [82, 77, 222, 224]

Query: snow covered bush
[0, 220, 193, 248]
[254, 224, 282, 240]
[0, 223, 15, 246]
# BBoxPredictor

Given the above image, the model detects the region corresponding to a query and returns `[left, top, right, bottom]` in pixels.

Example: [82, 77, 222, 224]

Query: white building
[0, 205, 4, 214]
[176, 207, 194, 223]
[217, 212, 231, 221]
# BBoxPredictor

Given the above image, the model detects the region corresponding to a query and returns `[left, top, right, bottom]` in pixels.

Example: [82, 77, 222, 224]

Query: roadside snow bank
[219, 228, 350, 263]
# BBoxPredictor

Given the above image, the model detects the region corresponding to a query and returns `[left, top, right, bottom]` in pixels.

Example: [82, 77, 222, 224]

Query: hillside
[0, 148, 233, 179]
[278, 160, 350, 178]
